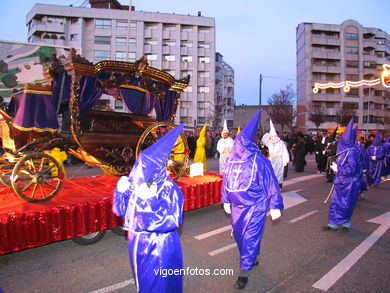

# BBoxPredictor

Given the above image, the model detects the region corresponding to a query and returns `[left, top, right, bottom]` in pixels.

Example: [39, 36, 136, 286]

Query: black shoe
[341, 226, 350, 231]
[253, 260, 259, 266]
[235, 276, 248, 289]
[323, 226, 337, 231]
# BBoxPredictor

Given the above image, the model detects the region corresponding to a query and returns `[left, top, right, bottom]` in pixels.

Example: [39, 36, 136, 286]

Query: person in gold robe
[194, 123, 207, 171]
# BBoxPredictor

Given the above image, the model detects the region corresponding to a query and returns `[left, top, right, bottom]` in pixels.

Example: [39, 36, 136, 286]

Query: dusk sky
[0, 0, 389, 105]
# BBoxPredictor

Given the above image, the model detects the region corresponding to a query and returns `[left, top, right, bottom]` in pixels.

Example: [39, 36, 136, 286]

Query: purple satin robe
[113, 158, 184, 293]
[328, 148, 362, 226]
[221, 137, 283, 271]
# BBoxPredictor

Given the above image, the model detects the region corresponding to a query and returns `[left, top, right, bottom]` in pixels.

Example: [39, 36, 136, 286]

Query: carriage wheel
[11, 153, 64, 202]
[0, 155, 16, 187]
[136, 122, 189, 181]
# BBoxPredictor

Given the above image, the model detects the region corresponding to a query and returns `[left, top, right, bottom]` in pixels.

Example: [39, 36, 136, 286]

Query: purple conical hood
[372, 131, 382, 146]
[229, 110, 261, 160]
[129, 123, 185, 184]
[238, 109, 261, 142]
[337, 117, 354, 153]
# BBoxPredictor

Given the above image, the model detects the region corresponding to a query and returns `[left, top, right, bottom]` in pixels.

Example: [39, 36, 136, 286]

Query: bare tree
[307, 102, 326, 130]
[266, 84, 296, 132]
[335, 103, 357, 126]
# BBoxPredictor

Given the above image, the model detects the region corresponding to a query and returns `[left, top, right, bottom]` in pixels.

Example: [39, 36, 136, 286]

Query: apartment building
[215, 52, 234, 128]
[296, 19, 390, 135]
[26, 0, 232, 128]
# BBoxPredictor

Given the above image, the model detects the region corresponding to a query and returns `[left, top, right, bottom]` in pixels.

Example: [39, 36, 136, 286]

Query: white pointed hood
[221, 119, 229, 135]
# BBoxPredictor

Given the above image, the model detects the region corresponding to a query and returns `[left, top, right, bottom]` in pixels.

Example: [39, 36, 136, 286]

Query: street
[1, 155, 389, 293]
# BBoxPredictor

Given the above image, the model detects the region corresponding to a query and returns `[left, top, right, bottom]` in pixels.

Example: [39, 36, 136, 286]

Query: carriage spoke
[21, 181, 34, 192]
[30, 184, 38, 199]
[39, 184, 47, 198]
[44, 181, 57, 190]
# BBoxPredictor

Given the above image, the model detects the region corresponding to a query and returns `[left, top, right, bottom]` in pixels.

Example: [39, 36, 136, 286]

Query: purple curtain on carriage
[119, 87, 155, 115]
[13, 91, 59, 131]
[52, 71, 71, 114]
[154, 89, 177, 122]
[78, 75, 103, 116]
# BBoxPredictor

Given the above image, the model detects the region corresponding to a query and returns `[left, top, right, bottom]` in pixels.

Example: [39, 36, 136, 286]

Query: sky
[0, 0, 389, 105]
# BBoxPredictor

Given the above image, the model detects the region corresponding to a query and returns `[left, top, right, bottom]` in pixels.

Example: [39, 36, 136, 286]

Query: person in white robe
[217, 120, 234, 174]
[262, 119, 290, 189]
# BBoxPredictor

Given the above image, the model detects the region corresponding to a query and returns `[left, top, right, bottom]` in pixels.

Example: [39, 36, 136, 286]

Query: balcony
[312, 51, 340, 60]
[162, 46, 175, 54]
[180, 47, 193, 55]
[311, 36, 340, 46]
[29, 21, 65, 35]
[180, 32, 188, 41]
[312, 65, 341, 73]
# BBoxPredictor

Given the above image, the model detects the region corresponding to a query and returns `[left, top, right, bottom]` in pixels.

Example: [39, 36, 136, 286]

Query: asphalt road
[1, 155, 389, 293]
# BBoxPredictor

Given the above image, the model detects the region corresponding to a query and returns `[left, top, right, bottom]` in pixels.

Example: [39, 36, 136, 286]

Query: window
[129, 38, 136, 45]
[95, 36, 111, 44]
[346, 46, 358, 54]
[145, 54, 157, 61]
[198, 102, 210, 109]
[180, 42, 192, 48]
[96, 19, 111, 29]
[375, 51, 385, 58]
[346, 60, 359, 68]
[183, 86, 192, 93]
[346, 88, 359, 96]
[163, 41, 176, 47]
[71, 18, 79, 24]
[374, 103, 382, 110]
[346, 33, 358, 40]
[198, 86, 210, 93]
[326, 102, 335, 109]
[346, 74, 359, 81]
[198, 71, 210, 78]
[181, 26, 193, 32]
[116, 21, 136, 30]
[199, 57, 210, 63]
[145, 24, 158, 30]
[47, 17, 63, 24]
[145, 39, 157, 46]
[181, 101, 192, 108]
[375, 38, 385, 45]
[199, 28, 210, 34]
[312, 32, 321, 38]
[181, 56, 192, 62]
[164, 25, 176, 31]
[163, 55, 175, 61]
[70, 34, 78, 41]
[114, 100, 123, 110]
[94, 50, 110, 61]
[116, 37, 126, 45]
[198, 43, 210, 49]
[363, 61, 375, 68]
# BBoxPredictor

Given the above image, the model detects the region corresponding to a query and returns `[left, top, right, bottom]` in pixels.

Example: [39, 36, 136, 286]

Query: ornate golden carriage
[0, 50, 190, 202]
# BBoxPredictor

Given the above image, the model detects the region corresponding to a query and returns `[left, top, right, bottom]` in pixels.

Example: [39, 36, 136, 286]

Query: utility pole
[259, 74, 263, 106]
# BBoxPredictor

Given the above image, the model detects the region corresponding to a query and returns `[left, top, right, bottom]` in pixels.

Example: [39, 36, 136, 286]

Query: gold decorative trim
[119, 85, 149, 93]
[24, 89, 53, 95]
[12, 122, 59, 133]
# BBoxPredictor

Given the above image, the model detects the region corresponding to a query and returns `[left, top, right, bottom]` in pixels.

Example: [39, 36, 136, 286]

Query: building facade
[296, 20, 390, 135]
[215, 53, 234, 128]
[26, 0, 233, 128]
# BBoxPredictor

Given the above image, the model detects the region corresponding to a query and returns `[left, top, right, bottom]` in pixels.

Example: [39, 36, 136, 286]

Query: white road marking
[204, 191, 307, 256]
[208, 243, 238, 256]
[283, 173, 323, 187]
[312, 211, 390, 291]
[194, 225, 232, 240]
[88, 279, 135, 293]
[194, 190, 306, 241]
[289, 210, 319, 223]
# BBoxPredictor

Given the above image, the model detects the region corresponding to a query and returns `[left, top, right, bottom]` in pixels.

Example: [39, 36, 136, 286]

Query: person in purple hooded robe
[382, 136, 390, 181]
[325, 118, 362, 231]
[366, 132, 385, 187]
[353, 126, 369, 199]
[112, 124, 185, 293]
[221, 110, 284, 289]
